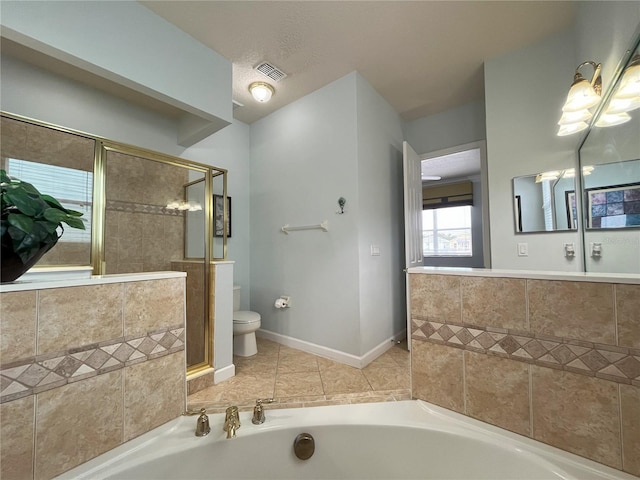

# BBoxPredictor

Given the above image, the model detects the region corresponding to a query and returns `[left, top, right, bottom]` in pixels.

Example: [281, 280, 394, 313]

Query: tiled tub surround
[408, 268, 640, 477]
[0, 272, 187, 480]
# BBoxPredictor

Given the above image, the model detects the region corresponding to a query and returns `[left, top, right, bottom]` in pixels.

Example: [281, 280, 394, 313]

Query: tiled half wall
[0, 277, 186, 480]
[409, 274, 640, 477]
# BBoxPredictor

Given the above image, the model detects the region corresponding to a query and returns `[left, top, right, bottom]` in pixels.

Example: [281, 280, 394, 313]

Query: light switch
[517, 243, 528, 257]
[370, 245, 381, 256]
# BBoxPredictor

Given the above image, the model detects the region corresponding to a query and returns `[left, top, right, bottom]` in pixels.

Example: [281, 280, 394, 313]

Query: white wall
[1, 0, 232, 144]
[484, 3, 640, 272]
[250, 73, 362, 355]
[403, 100, 486, 154]
[181, 121, 252, 308]
[355, 74, 405, 354]
[249, 72, 405, 357]
[1, 55, 185, 156]
[485, 30, 582, 271]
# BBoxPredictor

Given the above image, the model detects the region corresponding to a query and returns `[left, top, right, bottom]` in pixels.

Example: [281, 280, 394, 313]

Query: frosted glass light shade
[562, 79, 600, 112]
[557, 109, 592, 125]
[249, 82, 274, 103]
[605, 96, 640, 114]
[557, 121, 588, 136]
[595, 112, 631, 128]
[614, 62, 640, 99]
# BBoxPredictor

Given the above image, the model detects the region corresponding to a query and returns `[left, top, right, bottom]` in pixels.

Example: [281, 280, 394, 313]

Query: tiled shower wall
[410, 273, 640, 477]
[0, 277, 186, 480]
[105, 150, 188, 275]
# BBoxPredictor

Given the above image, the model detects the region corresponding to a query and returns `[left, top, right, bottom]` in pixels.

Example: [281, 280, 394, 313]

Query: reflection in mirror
[184, 178, 205, 259]
[512, 170, 577, 233]
[579, 36, 640, 274]
[583, 160, 640, 229]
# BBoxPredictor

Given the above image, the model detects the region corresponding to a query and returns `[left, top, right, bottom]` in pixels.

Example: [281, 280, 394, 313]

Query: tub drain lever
[293, 433, 315, 460]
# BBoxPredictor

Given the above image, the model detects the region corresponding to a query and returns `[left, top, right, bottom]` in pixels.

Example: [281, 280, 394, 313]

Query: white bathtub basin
[58, 400, 635, 480]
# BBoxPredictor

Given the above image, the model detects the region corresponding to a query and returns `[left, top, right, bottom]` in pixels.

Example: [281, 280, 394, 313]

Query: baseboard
[257, 329, 407, 368]
[213, 364, 235, 384]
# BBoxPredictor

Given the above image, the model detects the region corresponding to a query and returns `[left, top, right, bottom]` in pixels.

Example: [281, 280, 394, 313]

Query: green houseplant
[1, 169, 85, 283]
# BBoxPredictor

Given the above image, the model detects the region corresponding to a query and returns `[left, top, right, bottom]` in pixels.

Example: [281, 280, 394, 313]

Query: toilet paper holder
[275, 296, 291, 308]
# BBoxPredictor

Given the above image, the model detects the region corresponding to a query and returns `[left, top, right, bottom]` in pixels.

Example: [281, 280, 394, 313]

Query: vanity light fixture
[561, 166, 594, 178]
[535, 171, 560, 183]
[557, 61, 602, 136]
[249, 82, 275, 103]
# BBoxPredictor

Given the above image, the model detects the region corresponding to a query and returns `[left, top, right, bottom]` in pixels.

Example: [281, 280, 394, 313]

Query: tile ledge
[407, 267, 640, 284]
[0, 271, 186, 293]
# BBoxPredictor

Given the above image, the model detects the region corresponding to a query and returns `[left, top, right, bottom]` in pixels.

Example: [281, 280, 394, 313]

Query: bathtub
[58, 400, 634, 480]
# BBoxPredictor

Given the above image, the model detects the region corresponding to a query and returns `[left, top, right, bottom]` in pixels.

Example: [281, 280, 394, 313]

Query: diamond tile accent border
[412, 318, 640, 386]
[106, 200, 186, 217]
[0, 326, 185, 403]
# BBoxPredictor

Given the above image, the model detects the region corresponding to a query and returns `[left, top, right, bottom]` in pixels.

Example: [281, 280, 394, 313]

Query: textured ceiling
[422, 148, 481, 182]
[142, 1, 576, 125]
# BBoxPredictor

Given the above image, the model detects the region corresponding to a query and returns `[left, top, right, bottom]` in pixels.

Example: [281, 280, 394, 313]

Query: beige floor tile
[320, 364, 372, 395]
[363, 365, 410, 390]
[188, 341, 410, 411]
[189, 374, 276, 405]
[366, 351, 399, 369]
[386, 345, 410, 368]
[277, 350, 319, 374]
[256, 337, 281, 355]
[275, 371, 324, 397]
[234, 354, 278, 376]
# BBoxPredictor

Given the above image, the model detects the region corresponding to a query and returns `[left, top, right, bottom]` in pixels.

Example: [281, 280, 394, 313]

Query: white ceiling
[422, 148, 481, 183]
[142, 1, 576, 125]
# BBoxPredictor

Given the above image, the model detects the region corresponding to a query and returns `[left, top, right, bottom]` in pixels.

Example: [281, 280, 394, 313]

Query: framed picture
[565, 190, 577, 229]
[213, 195, 231, 237]
[586, 182, 640, 229]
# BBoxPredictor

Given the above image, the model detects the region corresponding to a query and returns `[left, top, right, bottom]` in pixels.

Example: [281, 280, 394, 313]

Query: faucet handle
[195, 408, 210, 437]
[252, 398, 275, 425]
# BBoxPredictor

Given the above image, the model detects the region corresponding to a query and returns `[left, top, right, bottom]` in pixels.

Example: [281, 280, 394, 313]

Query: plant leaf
[62, 216, 86, 230]
[7, 213, 34, 233]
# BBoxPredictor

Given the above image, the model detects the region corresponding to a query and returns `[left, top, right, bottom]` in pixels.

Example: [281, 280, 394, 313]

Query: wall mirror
[578, 35, 640, 273]
[512, 170, 577, 233]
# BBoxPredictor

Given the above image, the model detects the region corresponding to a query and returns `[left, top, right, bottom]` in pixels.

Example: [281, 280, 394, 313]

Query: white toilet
[232, 286, 261, 357]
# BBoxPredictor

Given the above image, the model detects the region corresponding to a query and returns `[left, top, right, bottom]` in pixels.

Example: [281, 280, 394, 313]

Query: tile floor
[188, 337, 411, 414]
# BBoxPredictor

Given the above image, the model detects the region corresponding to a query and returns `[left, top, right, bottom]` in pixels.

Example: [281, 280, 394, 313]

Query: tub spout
[195, 408, 210, 437]
[223, 406, 241, 439]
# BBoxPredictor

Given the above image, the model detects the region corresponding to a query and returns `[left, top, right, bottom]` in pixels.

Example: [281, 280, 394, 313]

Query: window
[423, 205, 472, 256]
[6, 159, 92, 243]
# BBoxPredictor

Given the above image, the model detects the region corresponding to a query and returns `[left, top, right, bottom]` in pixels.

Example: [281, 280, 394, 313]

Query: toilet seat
[233, 311, 261, 324]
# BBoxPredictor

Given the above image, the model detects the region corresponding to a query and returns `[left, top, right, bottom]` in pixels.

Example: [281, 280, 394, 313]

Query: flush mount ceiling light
[249, 82, 275, 103]
[422, 175, 442, 181]
[557, 61, 602, 136]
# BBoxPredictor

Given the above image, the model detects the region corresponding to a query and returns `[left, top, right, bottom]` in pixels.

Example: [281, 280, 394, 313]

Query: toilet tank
[233, 285, 241, 312]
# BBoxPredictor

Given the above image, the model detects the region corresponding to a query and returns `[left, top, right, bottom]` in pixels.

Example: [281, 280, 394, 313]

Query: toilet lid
[233, 311, 261, 323]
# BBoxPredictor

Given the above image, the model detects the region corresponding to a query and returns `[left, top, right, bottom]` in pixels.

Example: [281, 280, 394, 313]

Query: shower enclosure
[0, 113, 228, 375]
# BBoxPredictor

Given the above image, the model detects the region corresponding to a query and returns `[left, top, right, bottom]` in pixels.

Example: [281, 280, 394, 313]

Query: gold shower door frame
[1, 112, 228, 376]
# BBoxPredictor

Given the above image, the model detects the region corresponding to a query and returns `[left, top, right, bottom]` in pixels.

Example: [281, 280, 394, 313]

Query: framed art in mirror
[213, 194, 231, 238]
